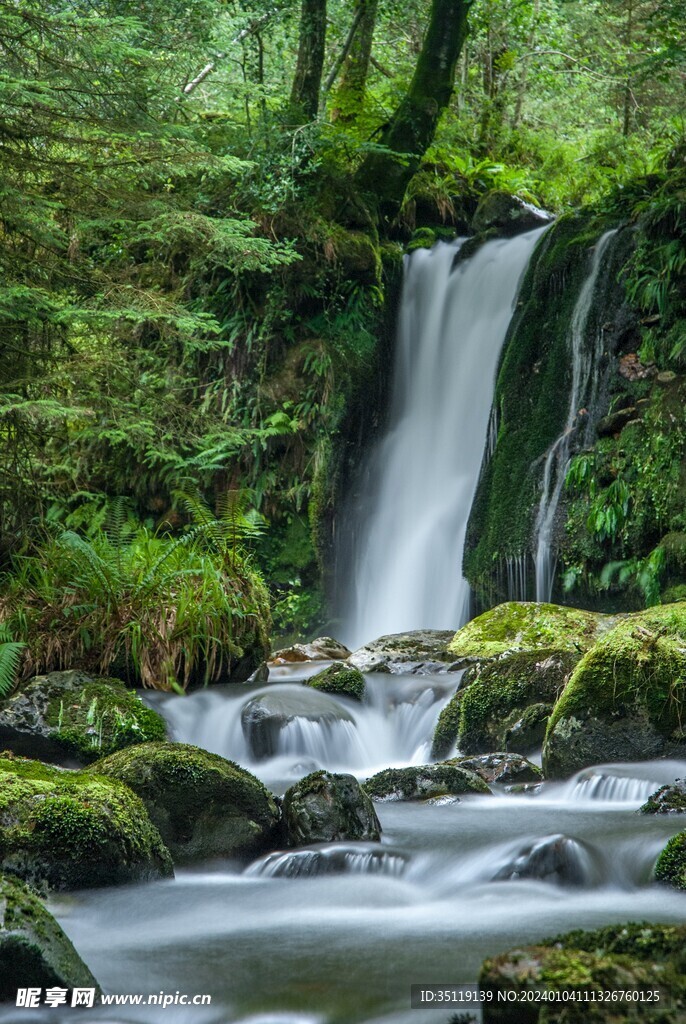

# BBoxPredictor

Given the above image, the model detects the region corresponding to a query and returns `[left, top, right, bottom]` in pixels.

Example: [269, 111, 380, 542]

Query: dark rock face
[90, 742, 280, 863]
[491, 834, 594, 886]
[305, 663, 365, 702]
[0, 755, 173, 891]
[471, 191, 552, 237]
[0, 874, 101, 1002]
[241, 689, 354, 759]
[363, 762, 491, 802]
[270, 637, 352, 664]
[0, 670, 166, 766]
[641, 779, 686, 815]
[447, 753, 542, 786]
[283, 771, 381, 845]
[349, 630, 457, 674]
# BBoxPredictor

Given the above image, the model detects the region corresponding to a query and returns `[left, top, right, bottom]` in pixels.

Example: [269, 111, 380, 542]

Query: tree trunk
[331, 0, 379, 123]
[354, 0, 473, 223]
[290, 0, 328, 122]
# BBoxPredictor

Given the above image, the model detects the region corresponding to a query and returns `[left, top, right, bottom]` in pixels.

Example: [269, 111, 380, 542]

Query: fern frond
[0, 633, 26, 697]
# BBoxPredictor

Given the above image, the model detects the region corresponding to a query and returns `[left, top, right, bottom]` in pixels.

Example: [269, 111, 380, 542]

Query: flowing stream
[9, 667, 686, 1024]
[343, 228, 547, 649]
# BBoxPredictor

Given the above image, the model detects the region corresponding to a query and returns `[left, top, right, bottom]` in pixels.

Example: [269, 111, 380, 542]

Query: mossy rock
[363, 763, 490, 802]
[406, 227, 438, 252]
[90, 742, 280, 863]
[480, 922, 686, 1023]
[0, 755, 173, 890]
[448, 602, 609, 662]
[283, 771, 381, 845]
[329, 225, 381, 285]
[349, 630, 457, 674]
[0, 670, 167, 766]
[543, 603, 686, 778]
[641, 780, 686, 815]
[304, 663, 365, 702]
[446, 753, 542, 786]
[471, 190, 552, 237]
[0, 873, 101, 1001]
[655, 831, 686, 890]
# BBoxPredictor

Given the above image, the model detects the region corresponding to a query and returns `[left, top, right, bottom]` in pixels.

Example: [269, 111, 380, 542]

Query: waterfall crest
[343, 228, 547, 649]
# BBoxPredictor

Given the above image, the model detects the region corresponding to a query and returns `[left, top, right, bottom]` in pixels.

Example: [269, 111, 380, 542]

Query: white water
[534, 230, 618, 601]
[344, 228, 547, 649]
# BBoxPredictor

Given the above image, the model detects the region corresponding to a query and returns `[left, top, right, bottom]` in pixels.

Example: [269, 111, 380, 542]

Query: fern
[0, 625, 25, 698]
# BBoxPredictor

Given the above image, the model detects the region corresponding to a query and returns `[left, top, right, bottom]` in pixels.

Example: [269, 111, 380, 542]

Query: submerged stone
[349, 630, 456, 674]
[241, 689, 354, 760]
[0, 755, 173, 890]
[491, 834, 593, 886]
[0, 873, 101, 1001]
[363, 763, 490, 802]
[283, 771, 381, 845]
[304, 663, 365, 702]
[90, 742, 280, 863]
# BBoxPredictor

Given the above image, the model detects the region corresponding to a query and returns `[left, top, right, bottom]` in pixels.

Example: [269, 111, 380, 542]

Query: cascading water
[343, 227, 548, 649]
[534, 229, 618, 601]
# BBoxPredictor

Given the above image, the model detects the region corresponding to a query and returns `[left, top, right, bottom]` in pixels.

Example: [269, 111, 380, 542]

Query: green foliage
[0, 627, 25, 699]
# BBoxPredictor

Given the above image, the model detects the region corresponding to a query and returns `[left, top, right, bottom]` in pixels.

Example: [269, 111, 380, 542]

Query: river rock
[447, 753, 542, 785]
[241, 688, 354, 759]
[471, 191, 552, 237]
[491, 834, 593, 886]
[304, 662, 365, 702]
[479, 922, 686, 1023]
[349, 630, 457, 674]
[0, 754, 173, 890]
[270, 637, 352, 664]
[641, 779, 686, 814]
[363, 763, 490, 801]
[655, 830, 686, 889]
[283, 771, 381, 845]
[0, 669, 167, 766]
[0, 873, 101, 1001]
[543, 604, 686, 778]
[90, 742, 280, 863]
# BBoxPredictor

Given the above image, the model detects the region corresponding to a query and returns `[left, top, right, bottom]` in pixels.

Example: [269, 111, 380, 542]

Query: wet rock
[247, 845, 406, 879]
[0, 669, 167, 766]
[363, 763, 490, 802]
[618, 352, 655, 381]
[0, 754, 173, 890]
[270, 637, 352, 664]
[641, 779, 686, 814]
[491, 834, 592, 886]
[655, 831, 686, 889]
[241, 689, 354, 760]
[504, 702, 552, 753]
[283, 771, 381, 845]
[0, 873, 101, 1001]
[543, 603, 686, 778]
[596, 406, 637, 437]
[349, 630, 456, 674]
[245, 662, 269, 685]
[471, 191, 552, 237]
[90, 742, 280, 863]
[304, 663, 365, 702]
[447, 753, 542, 786]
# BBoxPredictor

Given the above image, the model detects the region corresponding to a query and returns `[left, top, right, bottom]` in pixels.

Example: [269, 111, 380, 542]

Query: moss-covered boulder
[480, 922, 686, 1023]
[0, 670, 167, 766]
[349, 630, 457, 674]
[363, 763, 490, 802]
[447, 753, 542, 786]
[90, 743, 280, 863]
[655, 831, 686, 889]
[641, 780, 686, 815]
[283, 771, 381, 845]
[304, 663, 365, 702]
[241, 688, 354, 760]
[543, 604, 686, 778]
[472, 191, 552, 237]
[0, 755, 173, 890]
[0, 873, 101, 1002]
[448, 602, 608, 663]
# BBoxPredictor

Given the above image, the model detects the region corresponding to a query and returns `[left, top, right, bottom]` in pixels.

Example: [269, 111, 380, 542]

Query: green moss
[640, 780, 686, 815]
[305, 663, 365, 701]
[406, 227, 438, 252]
[655, 831, 686, 890]
[363, 763, 490, 801]
[0, 755, 173, 889]
[431, 688, 464, 759]
[448, 602, 607, 660]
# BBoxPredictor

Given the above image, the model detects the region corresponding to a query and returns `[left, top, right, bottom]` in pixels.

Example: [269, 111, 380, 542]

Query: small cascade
[504, 553, 530, 602]
[490, 834, 600, 887]
[245, 845, 407, 879]
[534, 229, 617, 601]
[561, 771, 659, 805]
[342, 227, 548, 649]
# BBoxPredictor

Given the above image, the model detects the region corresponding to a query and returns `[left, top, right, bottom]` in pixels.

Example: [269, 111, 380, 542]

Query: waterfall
[343, 227, 547, 649]
[534, 230, 617, 601]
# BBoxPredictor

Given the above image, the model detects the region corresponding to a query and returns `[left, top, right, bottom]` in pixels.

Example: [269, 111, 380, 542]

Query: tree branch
[181, 12, 273, 97]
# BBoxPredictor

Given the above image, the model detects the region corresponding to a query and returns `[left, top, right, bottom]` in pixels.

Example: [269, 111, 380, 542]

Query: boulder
[479, 923, 686, 1023]
[304, 663, 365, 702]
[491, 834, 593, 886]
[447, 753, 542, 786]
[270, 637, 352, 665]
[90, 742, 280, 863]
[655, 831, 686, 889]
[641, 779, 686, 815]
[363, 763, 490, 802]
[0, 873, 101, 1001]
[0, 670, 167, 766]
[543, 604, 686, 778]
[283, 771, 381, 845]
[471, 191, 552, 237]
[349, 630, 457, 674]
[0, 755, 173, 890]
[241, 688, 354, 760]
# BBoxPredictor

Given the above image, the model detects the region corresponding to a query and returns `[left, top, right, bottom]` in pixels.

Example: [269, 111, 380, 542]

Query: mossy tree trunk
[331, 0, 379, 123]
[290, 0, 328, 121]
[354, 0, 473, 223]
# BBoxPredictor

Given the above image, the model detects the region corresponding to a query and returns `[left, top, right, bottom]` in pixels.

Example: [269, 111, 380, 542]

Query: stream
[5, 666, 686, 1024]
